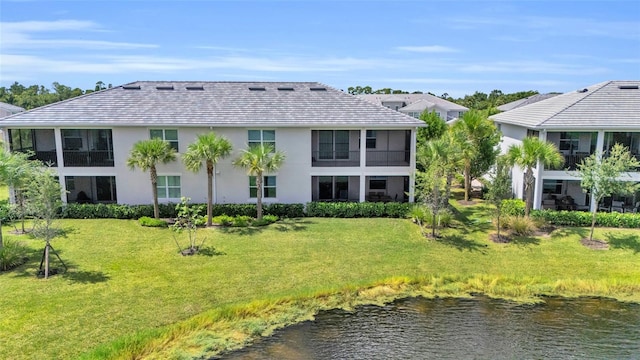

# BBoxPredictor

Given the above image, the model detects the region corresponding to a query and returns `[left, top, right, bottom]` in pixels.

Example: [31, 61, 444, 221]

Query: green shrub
[408, 205, 428, 224]
[422, 208, 453, 228]
[212, 215, 234, 226]
[305, 202, 411, 218]
[253, 215, 279, 227]
[501, 199, 525, 217]
[0, 240, 28, 271]
[532, 210, 640, 228]
[138, 216, 168, 227]
[231, 215, 252, 227]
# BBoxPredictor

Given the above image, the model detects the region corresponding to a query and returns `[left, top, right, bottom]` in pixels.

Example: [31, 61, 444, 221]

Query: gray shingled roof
[496, 93, 561, 112]
[0, 102, 24, 113]
[358, 93, 468, 111]
[0, 81, 425, 128]
[399, 99, 436, 112]
[490, 81, 640, 129]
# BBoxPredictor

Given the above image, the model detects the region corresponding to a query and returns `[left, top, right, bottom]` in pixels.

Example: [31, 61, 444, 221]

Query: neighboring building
[1, 102, 24, 118]
[358, 93, 468, 122]
[491, 80, 640, 213]
[0, 81, 424, 205]
[496, 93, 561, 112]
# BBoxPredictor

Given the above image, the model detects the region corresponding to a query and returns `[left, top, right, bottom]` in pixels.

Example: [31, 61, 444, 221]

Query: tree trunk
[445, 172, 453, 209]
[589, 209, 597, 241]
[464, 162, 471, 202]
[206, 161, 214, 226]
[151, 166, 160, 219]
[524, 168, 534, 218]
[256, 173, 263, 220]
[44, 242, 50, 279]
[496, 213, 501, 239]
[0, 218, 3, 250]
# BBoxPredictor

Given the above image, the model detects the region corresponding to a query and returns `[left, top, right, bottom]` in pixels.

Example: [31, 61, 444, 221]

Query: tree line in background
[0, 81, 112, 110]
[348, 85, 543, 111]
[3, 81, 542, 112]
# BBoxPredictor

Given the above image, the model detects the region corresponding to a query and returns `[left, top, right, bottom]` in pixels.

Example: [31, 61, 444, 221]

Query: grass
[1, 197, 639, 359]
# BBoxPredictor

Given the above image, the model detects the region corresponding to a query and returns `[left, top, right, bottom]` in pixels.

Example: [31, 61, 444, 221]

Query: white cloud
[0, 19, 157, 50]
[396, 45, 459, 53]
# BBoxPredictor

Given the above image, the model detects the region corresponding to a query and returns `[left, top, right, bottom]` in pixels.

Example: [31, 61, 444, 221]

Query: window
[150, 129, 178, 151]
[249, 176, 276, 198]
[366, 130, 377, 149]
[62, 129, 83, 150]
[318, 176, 348, 200]
[248, 130, 276, 149]
[9, 129, 34, 152]
[559, 132, 580, 152]
[157, 176, 181, 199]
[319, 130, 349, 159]
[408, 112, 420, 118]
[369, 176, 387, 190]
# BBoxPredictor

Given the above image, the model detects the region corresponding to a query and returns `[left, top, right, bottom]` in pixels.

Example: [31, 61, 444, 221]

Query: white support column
[533, 130, 547, 210]
[54, 128, 64, 168]
[359, 128, 367, 202]
[590, 130, 606, 212]
[409, 128, 417, 202]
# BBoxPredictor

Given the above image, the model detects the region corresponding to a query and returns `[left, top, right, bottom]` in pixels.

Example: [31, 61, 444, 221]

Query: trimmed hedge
[531, 209, 640, 228]
[501, 199, 525, 217]
[305, 201, 411, 218]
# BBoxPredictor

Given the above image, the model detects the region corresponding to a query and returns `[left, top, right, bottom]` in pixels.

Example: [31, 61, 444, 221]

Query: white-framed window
[150, 129, 179, 151]
[369, 176, 387, 190]
[157, 175, 181, 199]
[249, 176, 276, 198]
[366, 130, 377, 149]
[408, 112, 420, 118]
[248, 130, 276, 149]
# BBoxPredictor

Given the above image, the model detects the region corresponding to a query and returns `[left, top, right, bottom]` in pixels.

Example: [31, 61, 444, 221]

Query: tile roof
[0, 81, 425, 128]
[398, 99, 436, 112]
[358, 93, 468, 111]
[490, 80, 640, 129]
[496, 93, 561, 112]
[0, 102, 24, 114]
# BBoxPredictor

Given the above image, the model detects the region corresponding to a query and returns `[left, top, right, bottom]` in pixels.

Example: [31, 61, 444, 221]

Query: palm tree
[126, 138, 177, 219]
[233, 144, 285, 220]
[451, 110, 501, 202]
[183, 132, 232, 226]
[506, 137, 564, 217]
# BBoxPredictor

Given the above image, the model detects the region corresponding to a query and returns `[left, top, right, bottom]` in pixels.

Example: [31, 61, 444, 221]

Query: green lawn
[0, 185, 8, 201]
[1, 201, 639, 359]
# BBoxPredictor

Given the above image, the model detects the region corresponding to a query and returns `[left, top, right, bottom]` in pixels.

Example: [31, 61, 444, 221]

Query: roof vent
[249, 87, 266, 91]
[156, 86, 174, 90]
[577, 88, 588, 93]
[310, 87, 327, 91]
[186, 86, 204, 90]
[619, 85, 639, 90]
[122, 85, 141, 90]
[277, 87, 294, 91]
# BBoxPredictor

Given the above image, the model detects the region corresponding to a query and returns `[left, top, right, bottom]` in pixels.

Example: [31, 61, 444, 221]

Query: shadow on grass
[274, 218, 313, 232]
[552, 227, 589, 240]
[197, 246, 226, 257]
[605, 232, 640, 254]
[62, 269, 110, 283]
[510, 235, 541, 246]
[436, 234, 488, 253]
[218, 226, 263, 236]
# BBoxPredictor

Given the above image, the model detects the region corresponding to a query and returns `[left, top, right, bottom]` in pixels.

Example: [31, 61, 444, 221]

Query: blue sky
[1, 0, 639, 97]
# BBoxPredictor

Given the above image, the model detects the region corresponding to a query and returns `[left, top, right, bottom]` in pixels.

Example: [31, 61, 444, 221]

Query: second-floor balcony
[63, 150, 114, 167]
[31, 151, 58, 166]
[312, 151, 360, 167]
[366, 150, 410, 166]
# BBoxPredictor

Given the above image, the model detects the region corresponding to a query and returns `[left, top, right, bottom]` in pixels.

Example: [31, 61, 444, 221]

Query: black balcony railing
[312, 151, 360, 167]
[366, 150, 410, 166]
[29, 151, 58, 166]
[63, 150, 114, 167]
[548, 153, 591, 171]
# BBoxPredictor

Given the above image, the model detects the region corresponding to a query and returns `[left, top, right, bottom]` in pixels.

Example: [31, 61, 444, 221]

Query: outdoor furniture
[611, 201, 625, 213]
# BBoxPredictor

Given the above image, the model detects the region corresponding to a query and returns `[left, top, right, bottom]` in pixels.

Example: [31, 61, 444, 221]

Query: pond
[222, 296, 640, 359]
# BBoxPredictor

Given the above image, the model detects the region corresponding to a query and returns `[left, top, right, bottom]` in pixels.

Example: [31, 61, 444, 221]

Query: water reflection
[222, 296, 640, 360]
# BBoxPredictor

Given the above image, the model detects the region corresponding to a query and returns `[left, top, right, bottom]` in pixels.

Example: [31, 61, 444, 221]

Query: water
[222, 296, 640, 360]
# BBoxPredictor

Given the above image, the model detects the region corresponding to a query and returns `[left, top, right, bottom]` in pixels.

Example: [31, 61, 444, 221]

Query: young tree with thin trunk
[126, 138, 177, 219]
[506, 137, 564, 217]
[183, 132, 232, 226]
[233, 144, 285, 220]
[0, 149, 41, 236]
[485, 156, 513, 241]
[416, 138, 450, 238]
[577, 143, 640, 242]
[27, 167, 65, 279]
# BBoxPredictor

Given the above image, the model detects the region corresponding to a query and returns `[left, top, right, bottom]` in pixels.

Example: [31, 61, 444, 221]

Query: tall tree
[182, 132, 233, 226]
[233, 144, 285, 220]
[417, 110, 447, 143]
[451, 110, 501, 202]
[506, 137, 564, 217]
[126, 138, 177, 219]
[577, 143, 640, 241]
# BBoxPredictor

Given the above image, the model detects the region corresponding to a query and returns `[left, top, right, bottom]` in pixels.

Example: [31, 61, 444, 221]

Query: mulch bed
[489, 233, 511, 243]
[580, 238, 609, 250]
